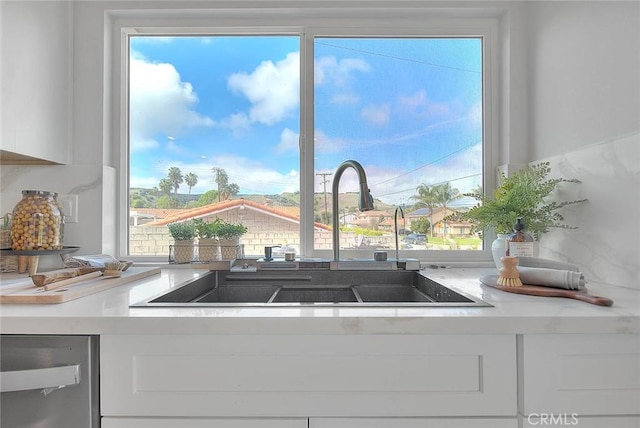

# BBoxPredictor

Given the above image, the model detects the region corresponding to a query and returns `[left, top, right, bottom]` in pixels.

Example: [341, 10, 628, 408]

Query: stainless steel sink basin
[272, 287, 358, 303]
[354, 285, 433, 303]
[133, 270, 490, 307]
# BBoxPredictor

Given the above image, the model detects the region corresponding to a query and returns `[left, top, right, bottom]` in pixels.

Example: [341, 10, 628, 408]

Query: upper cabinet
[0, 1, 72, 165]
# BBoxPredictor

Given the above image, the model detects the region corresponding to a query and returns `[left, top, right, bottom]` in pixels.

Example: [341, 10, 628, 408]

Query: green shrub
[457, 162, 585, 238]
[167, 220, 196, 241]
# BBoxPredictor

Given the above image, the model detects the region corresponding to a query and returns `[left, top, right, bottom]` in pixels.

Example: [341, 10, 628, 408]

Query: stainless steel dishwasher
[1, 335, 100, 428]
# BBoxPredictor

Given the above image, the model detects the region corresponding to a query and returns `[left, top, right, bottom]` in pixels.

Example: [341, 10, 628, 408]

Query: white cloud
[129, 54, 214, 154]
[165, 139, 189, 155]
[315, 56, 370, 86]
[330, 92, 360, 105]
[201, 155, 300, 194]
[219, 112, 252, 137]
[397, 89, 452, 119]
[227, 52, 300, 126]
[220, 52, 369, 134]
[314, 129, 348, 154]
[130, 175, 164, 190]
[468, 101, 483, 126]
[131, 137, 159, 152]
[361, 103, 390, 126]
[398, 89, 427, 110]
[276, 128, 299, 153]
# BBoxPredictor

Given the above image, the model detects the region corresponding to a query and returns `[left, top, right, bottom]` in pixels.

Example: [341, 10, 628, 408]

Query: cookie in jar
[11, 190, 65, 250]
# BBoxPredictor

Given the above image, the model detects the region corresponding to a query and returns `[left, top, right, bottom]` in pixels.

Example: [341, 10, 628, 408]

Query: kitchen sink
[132, 270, 491, 307]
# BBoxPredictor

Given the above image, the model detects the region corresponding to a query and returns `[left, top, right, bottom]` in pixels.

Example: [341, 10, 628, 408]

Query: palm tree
[167, 167, 183, 198]
[211, 167, 240, 201]
[411, 183, 439, 238]
[435, 182, 461, 238]
[184, 173, 198, 196]
[158, 178, 173, 196]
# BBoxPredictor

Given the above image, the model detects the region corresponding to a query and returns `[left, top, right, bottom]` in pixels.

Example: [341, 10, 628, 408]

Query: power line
[369, 141, 480, 189]
[374, 172, 482, 199]
[315, 41, 481, 74]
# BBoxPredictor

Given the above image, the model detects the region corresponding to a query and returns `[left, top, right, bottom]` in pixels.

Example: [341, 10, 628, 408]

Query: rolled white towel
[518, 266, 586, 290]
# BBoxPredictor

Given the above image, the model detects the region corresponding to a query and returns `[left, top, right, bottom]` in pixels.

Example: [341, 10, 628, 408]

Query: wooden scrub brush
[104, 262, 127, 277]
[497, 256, 523, 287]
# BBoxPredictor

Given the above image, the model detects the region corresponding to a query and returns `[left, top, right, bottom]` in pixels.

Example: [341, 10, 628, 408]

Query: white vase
[491, 234, 508, 270]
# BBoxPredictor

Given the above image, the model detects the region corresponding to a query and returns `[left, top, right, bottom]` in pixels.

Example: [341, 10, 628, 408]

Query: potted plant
[167, 220, 196, 263]
[194, 218, 220, 262]
[453, 162, 586, 267]
[216, 220, 248, 260]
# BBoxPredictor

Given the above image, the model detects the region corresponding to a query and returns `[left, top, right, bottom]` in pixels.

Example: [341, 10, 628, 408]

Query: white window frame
[110, 6, 499, 265]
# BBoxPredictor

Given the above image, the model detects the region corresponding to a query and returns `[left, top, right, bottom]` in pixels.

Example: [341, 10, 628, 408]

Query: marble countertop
[1, 266, 638, 336]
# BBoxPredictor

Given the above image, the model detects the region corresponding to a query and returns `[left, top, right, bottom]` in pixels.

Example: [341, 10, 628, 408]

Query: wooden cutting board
[0, 267, 161, 304]
[480, 275, 613, 306]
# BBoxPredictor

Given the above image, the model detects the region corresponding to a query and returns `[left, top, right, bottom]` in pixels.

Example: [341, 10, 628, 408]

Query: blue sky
[129, 36, 482, 205]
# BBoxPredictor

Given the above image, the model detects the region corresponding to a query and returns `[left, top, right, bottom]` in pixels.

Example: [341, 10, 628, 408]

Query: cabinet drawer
[310, 417, 518, 428]
[102, 417, 307, 428]
[101, 334, 516, 417]
[522, 334, 640, 416]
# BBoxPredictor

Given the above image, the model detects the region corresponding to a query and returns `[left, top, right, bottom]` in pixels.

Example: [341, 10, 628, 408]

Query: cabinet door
[102, 418, 307, 428]
[522, 334, 640, 416]
[101, 334, 517, 418]
[310, 417, 518, 428]
[0, 1, 71, 164]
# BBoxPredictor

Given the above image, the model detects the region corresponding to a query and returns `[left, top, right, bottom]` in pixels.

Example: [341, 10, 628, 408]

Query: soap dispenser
[506, 218, 534, 257]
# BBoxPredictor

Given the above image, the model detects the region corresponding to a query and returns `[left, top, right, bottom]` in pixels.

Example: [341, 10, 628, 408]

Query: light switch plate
[59, 194, 78, 223]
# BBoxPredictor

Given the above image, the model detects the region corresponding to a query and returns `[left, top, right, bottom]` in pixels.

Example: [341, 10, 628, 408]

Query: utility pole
[316, 173, 332, 224]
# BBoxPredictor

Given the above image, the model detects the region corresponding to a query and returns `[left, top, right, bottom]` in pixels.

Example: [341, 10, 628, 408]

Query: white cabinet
[101, 334, 517, 418]
[101, 332, 639, 424]
[102, 418, 307, 428]
[0, 1, 71, 164]
[521, 334, 640, 416]
[310, 418, 518, 428]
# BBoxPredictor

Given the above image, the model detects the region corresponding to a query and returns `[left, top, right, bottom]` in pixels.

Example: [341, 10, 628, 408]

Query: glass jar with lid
[10, 190, 65, 251]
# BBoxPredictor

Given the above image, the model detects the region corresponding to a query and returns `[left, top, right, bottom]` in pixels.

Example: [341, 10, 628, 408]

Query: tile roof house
[130, 199, 336, 257]
[406, 207, 473, 237]
[143, 198, 331, 232]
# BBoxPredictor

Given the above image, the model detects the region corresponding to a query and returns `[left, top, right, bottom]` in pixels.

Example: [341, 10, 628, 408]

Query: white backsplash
[1, 135, 638, 287]
[536, 132, 639, 290]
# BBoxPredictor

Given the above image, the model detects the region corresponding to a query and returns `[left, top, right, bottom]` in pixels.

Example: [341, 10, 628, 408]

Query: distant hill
[130, 188, 397, 213]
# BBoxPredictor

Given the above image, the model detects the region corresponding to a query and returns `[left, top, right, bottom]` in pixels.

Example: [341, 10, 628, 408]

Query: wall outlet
[59, 194, 79, 223]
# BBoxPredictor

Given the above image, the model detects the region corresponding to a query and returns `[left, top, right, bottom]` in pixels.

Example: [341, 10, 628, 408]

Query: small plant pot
[218, 238, 240, 260]
[173, 239, 195, 264]
[198, 238, 217, 262]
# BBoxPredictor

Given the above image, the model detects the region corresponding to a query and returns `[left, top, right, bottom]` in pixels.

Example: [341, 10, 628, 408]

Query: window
[127, 35, 301, 259]
[312, 37, 483, 255]
[117, 9, 496, 263]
